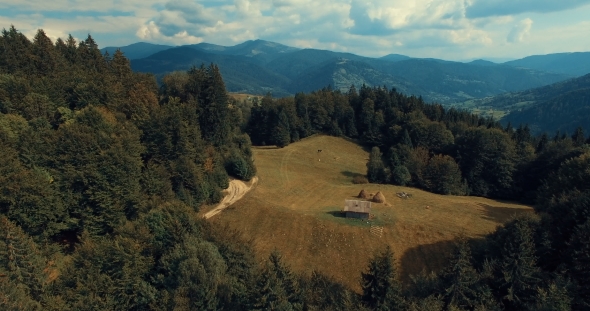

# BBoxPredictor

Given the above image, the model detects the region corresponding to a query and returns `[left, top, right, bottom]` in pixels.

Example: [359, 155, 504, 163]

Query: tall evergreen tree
[0, 217, 48, 303]
[566, 218, 590, 309]
[498, 218, 540, 310]
[571, 126, 585, 147]
[442, 239, 480, 310]
[31, 29, 58, 76]
[273, 110, 291, 148]
[367, 146, 386, 183]
[361, 246, 404, 311]
[251, 251, 302, 311]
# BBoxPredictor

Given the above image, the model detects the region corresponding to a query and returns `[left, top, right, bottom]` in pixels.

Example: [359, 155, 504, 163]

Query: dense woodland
[1, 26, 589, 310]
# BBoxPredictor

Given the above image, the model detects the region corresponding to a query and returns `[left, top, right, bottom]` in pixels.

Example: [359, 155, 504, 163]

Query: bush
[353, 175, 369, 184]
[226, 152, 256, 181]
[392, 165, 411, 186]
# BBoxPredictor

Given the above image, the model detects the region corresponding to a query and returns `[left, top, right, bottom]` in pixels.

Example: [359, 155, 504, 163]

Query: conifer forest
[0, 26, 589, 310]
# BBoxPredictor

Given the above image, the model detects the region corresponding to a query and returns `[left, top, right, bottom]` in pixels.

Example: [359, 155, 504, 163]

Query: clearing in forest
[206, 135, 533, 291]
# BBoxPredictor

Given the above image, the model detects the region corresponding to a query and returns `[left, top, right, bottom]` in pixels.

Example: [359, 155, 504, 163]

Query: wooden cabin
[343, 199, 371, 219]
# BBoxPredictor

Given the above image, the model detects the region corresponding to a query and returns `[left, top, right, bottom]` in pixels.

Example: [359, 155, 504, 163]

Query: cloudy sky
[1, 0, 590, 61]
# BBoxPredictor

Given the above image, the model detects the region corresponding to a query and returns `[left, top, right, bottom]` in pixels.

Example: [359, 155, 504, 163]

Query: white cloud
[507, 18, 533, 43]
[466, 0, 590, 18]
[1, 0, 590, 60]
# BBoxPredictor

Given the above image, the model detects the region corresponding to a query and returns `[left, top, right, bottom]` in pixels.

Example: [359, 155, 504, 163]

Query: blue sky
[1, 0, 590, 61]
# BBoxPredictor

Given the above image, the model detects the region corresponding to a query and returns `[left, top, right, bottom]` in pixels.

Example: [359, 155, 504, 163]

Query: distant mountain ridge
[102, 40, 585, 103]
[504, 52, 590, 77]
[499, 74, 590, 134]
[102, 42, 173, 60]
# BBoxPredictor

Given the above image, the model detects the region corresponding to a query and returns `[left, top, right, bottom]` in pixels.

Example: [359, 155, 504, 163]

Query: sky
[1, 0, 590, 62]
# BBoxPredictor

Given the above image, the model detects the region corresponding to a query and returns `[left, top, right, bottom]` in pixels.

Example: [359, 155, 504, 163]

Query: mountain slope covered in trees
[504, 52, 590, 77]
[501, 73, 590, 134]
[102, 42, 174, 59]
[455, 73, 590, 134]
[126, 41, 570, 103]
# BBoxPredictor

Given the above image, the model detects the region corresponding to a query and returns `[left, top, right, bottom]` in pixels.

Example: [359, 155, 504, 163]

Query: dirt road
[203, 176, 258, 219]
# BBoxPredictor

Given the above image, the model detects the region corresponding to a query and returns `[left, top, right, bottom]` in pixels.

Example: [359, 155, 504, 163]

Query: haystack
[358, 189, 369, 199]
[373, 191, 386, 203]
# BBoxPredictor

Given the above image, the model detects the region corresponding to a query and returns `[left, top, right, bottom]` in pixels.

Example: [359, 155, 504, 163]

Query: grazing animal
[317, 149, 322, 153]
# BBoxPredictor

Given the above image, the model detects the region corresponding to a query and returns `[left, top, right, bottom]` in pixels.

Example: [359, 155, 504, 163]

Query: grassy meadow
[203, 135, 533, 291]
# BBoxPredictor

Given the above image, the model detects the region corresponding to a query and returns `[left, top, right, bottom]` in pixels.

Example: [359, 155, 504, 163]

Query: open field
[204, 135, 533, 291]
[229, 93, 263, 102]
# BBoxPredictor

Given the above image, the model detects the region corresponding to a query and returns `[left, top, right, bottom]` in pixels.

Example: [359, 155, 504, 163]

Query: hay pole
[370, 225, 383, 237]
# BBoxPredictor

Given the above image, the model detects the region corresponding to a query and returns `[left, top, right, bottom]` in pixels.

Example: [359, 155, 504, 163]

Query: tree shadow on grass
[341, 170, 364, 178]
[477, 203, 533, 224]
[398, 240, 456, 284]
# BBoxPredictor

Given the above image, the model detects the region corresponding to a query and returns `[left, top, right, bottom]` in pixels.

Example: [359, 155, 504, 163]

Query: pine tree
[571, 126, 585, 147]
[1, 25, 33, 74]
[31, 29, 57, 76]
[401, 129, 413, 148]
[442, 239, 479, 309]
[391, 165, 411, 186]
[498, 218, 540, 309]
[367, 146, 386, 183]
[531, 278, 572, 311]
[198, 64, 232, 146]
[251, 251, 301, 311]
[567, 218, 590, 309]
[361, 246, 405, 310]
[536, 133, 548, 153]
[0, 217, 47, 303]
[294, 93, 312, 138]
[273, 110, 291, 148]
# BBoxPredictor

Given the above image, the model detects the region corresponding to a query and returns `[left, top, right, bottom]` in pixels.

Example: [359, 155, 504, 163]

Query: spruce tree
[401, 129, 413, 148]
[498, 218, 540, 309]
[367, 146, 386, 183]
[571, 126, 585, 147]
[198, 64, 232, 146]
[361, 246, 404, 310]
[273, 110, 291, 148]
[31, 29, 57, 76]
[251, 251, 301, 311]
[0, 217, 47, 302]
[567, 218, 590, 309]
[442, 239, 479, 309]
[536, 133, 548, 153]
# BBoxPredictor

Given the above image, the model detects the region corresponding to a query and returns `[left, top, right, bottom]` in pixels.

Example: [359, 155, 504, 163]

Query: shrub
[353, 175, 369, 184]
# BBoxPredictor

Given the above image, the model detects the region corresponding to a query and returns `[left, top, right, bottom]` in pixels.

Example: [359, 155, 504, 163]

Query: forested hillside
[501, 74, 590, 134]
[504, 52, 590, 77]
[128, 41, 570, 103]
[1, 26, 589, 310]
[453, 73, 590, 135]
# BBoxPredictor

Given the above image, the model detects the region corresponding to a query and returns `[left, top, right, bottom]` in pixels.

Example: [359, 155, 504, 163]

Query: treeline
[0, 26, 261, 309]
[242, 85, 589, 201]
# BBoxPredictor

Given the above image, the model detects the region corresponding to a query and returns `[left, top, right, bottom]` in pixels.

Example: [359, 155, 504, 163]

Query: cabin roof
[344, 199, 371, 214]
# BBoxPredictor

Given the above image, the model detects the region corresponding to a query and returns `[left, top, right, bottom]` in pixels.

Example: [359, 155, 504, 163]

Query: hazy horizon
[2, 0, 590, 61]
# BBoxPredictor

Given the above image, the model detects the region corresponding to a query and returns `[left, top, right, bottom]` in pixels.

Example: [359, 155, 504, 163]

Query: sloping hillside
[504, 52, 590, 77]
[502, 74, 590, 134]
[101, 42, 173, 59]
[131, 46, 292, 96]
[206, 135, 532, 290]
[125, 40, 571, 103]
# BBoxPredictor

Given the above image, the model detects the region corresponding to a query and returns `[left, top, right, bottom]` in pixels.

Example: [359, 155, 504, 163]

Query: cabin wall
[345, 211, 369, 219]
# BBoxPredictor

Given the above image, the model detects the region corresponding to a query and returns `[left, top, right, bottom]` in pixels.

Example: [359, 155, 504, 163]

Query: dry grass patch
[210, 135, 533, 291]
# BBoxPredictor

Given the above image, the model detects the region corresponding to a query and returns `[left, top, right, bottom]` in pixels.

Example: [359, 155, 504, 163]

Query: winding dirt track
[203, 177, 258, 219]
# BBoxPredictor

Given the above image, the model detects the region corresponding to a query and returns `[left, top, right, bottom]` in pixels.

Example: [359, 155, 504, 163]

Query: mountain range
[102, 40, 590, 104]
[498, 73, 590, 135]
